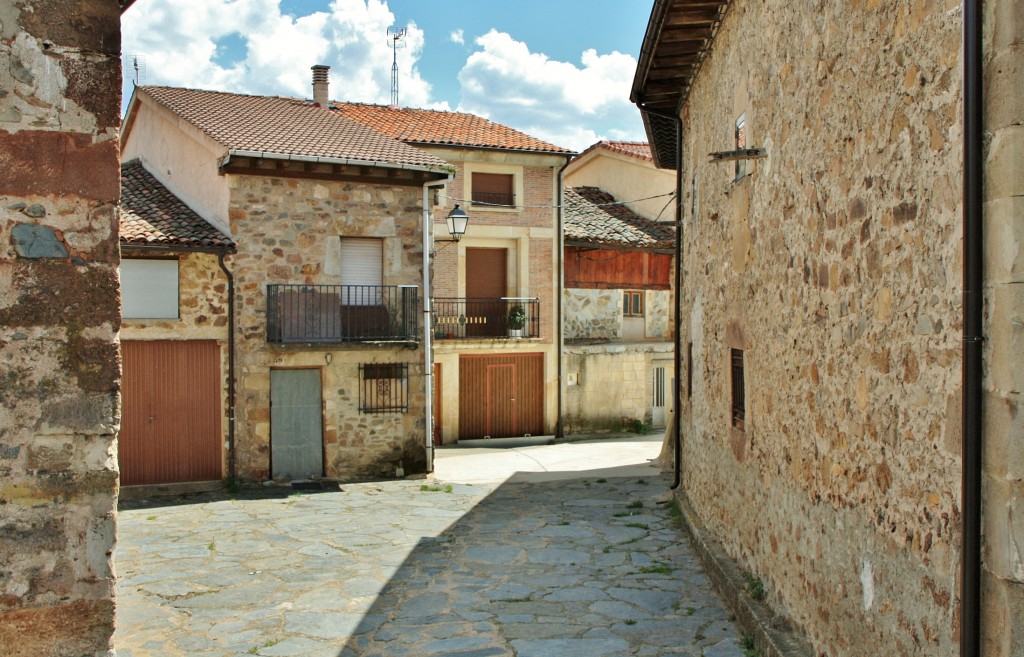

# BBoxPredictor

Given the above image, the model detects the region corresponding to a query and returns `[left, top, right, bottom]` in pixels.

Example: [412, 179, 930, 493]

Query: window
[359, 363, 409, 414]
[731, 348, 745, 430]
[120, 258, 179, 319]
[339, 237, 383, 305]
[687, 342, 693, 399]
[734, 114, 747, 181]
[471, 172, 515, 207]
[623, 291, 644, 317]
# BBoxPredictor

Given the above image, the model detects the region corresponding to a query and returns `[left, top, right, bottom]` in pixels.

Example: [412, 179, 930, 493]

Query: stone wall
[981, 1, 1024, 655]
[564, 342, 673, 434]
[565, 288, 671, 340]
[229, 174, 428, 481]
[0, 2, 121, 655]
[675, 2, 963, 655]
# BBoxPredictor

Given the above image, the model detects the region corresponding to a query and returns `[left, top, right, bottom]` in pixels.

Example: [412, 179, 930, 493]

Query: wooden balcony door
[465, 247, 507, 337]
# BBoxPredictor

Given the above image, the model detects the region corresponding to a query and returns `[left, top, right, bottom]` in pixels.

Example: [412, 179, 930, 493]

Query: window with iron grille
[471, 172, 515, 207]
[359, 363, 409, 414]
[623, 291, 644, 317]
[731, 348, 745, 430]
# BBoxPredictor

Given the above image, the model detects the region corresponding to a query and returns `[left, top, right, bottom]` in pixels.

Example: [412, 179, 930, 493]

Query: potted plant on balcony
[507, 303, 527, 338]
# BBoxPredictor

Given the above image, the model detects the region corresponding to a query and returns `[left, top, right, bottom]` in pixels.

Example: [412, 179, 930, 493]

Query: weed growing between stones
[627, 500, 644, 509]
[420, 484, 454, 493]
[742, 572, 765, 601]
[741, 634, 758, 656]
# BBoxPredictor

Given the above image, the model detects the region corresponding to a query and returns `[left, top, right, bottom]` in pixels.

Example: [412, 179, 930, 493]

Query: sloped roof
[120, 159, 235, 251]
[336, 103, 574, 155]
[135, 86, 452, 171]
[575, 141, 654, 163]
[564, 186, 675, 251]
[630, 0, 732, 169]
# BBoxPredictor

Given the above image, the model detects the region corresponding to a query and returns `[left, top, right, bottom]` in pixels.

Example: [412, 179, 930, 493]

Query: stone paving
[114, 440, 745, 656]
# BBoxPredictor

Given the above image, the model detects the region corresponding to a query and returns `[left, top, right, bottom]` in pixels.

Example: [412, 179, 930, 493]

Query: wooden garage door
[120, 340, 222, 486]
[459, 353, 543, 439]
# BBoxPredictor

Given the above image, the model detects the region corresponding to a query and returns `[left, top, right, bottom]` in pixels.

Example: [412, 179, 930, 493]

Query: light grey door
[271, 369, 323, 480]
[652, 364, 668, 429]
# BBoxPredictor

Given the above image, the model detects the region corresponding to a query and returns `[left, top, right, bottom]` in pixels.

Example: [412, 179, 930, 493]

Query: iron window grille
[731, 348, 745, 430]
[359, 363, 409, 414]
[687, 342, 694, 399]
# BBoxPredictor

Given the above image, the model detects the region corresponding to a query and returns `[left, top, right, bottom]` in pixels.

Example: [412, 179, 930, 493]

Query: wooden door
[459, 353, 543, 439]
[271, 369, 324, 480]
[120, 340, 222, 485]
[465, 248, 507, 337]
[486, 364, 516, 437]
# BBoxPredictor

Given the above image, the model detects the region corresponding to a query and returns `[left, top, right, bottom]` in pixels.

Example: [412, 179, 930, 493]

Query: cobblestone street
[114, 437, 745, 656]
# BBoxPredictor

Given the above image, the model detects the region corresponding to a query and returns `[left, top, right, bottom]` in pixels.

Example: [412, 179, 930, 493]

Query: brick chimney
[311, 65, 330, 107]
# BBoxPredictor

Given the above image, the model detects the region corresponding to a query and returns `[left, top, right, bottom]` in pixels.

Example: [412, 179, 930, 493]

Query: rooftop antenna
[127, 55, 146, 86]
[387, 26, 406, 107]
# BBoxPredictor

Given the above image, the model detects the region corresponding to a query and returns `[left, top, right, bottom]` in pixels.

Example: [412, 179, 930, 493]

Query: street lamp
[443, 204, 469, 242]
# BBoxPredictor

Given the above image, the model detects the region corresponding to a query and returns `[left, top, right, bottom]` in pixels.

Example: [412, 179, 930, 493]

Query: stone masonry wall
[677, 2, 962, 655]
[981, 2, 1024, 656]
[0, 2, 121, 655]
[229, 174, 428, 481]
[565, 288, 671, 340]
[563, 342, 673, 434]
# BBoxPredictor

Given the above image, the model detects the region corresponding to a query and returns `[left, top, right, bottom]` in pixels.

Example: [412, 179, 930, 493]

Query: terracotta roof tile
[564, 186, 674, 251]
[137, 86, 451, 171]
[574, 140, 654, 162]
[336, 103, 574, 154]
[120, 159, 235, 251]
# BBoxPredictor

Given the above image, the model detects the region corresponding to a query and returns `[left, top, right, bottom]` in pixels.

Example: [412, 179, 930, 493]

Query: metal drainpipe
[217, 251, 237, 483]
[961, 1, 984, 655]
[556, 156, 572, 439]
[422, 177, 453, 473]
[637, 104, 685, 490]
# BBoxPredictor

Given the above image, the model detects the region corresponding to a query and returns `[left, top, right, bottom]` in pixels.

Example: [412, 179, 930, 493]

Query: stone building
[561, 178, 676, 433]
[632, 1, 1023, 656]
[118, 159, 235, 489]
[338, 97, 574, 443]
[0, 1, 123, 655]
[121, 84, 453, 482]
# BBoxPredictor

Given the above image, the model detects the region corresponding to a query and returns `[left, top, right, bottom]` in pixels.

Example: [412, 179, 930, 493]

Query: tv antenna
[126, 55, 146, 86]
[387, 26, 406, 107]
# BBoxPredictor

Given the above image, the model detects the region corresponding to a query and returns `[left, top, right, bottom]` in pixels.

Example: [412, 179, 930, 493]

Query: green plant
[637, 563, 672, 574]
[741, 634, 758, 657]
[627, 500, 644, 509]
[624, 619, 637, 625]
[596, 478, 607, 483]
[743, 572, 766, 601]
[507, 303, 527, 331]
[626, 522, 649, 530]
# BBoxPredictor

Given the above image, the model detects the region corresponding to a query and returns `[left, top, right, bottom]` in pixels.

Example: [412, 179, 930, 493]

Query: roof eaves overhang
[219, 149, 456, 178]
[120, 242, 237, 255]
[630, 0, 731, 170]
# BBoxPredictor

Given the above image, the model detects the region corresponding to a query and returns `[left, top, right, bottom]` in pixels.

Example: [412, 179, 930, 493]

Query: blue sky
[121, 0, 653, 151]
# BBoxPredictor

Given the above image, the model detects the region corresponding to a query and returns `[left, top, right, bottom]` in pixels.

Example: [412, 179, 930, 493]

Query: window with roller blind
[470, 172, 515, 208]
[339, 237, 383, 305]
[120, 258, 179, 319]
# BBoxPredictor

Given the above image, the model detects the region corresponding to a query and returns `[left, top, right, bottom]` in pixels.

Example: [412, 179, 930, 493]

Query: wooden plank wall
[565, 247, 671, 289]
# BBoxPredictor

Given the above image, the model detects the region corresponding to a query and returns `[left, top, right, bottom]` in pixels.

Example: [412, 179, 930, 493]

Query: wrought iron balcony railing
[267, 284, 418, 343]
[431, 297, 539, 340]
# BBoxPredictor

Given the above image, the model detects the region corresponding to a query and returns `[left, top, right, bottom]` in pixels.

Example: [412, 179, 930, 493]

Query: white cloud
[121, 0, 436, 109]
[457, 30, 645, 152]
[450, 29, 464, 45]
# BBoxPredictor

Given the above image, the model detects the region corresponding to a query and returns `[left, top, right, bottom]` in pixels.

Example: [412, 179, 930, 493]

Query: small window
[623, 291, 644, 317]
[734, 114, 747, 181]
[687, 342, 694, 399]
[731, 348, 745, 430]
[471, 172, 515, 207]
[359, 363, 409, 414]
[120, 258, 179, 319]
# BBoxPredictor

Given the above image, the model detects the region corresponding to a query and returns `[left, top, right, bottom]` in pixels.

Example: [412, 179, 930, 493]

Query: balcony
[267, 284, 418, 343]
[431, 297, 539, 340]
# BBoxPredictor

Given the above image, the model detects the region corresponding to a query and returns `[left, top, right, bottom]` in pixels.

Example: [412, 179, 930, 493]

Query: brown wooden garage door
[459, 353, 543, 439]
[120, 340, 223, 485]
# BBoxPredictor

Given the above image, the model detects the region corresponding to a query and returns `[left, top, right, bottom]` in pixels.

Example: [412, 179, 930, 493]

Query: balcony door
[465, 247, 507, 337]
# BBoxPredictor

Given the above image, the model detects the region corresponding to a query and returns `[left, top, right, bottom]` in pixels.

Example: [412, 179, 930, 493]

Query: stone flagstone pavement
[114, 436, 746, 656]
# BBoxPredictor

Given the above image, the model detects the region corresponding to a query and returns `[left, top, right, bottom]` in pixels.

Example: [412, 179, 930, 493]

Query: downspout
[637, 104, 684, 490]
[961, 2, 983, 656]
[422, 176, 454, 473]
[217, 252, 237, 483]
[556, 156, 572, 439]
